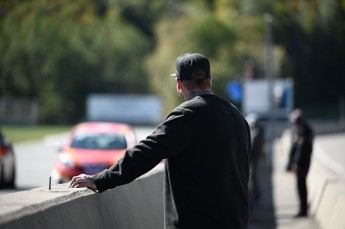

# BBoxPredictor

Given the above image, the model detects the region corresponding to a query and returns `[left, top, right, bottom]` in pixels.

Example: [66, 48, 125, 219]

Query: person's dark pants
[296, 173, 308, 214]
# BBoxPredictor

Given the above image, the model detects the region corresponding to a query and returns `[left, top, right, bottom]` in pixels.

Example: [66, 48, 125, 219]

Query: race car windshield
[71, 133, 127, 150]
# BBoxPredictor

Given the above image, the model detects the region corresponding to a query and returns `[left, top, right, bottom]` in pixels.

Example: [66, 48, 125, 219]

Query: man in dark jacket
[70, 52, 251, 228]
[286, 109, 314, 217]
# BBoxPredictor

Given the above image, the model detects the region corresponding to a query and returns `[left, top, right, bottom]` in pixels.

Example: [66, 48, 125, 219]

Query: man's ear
[177, 79, 183, 90]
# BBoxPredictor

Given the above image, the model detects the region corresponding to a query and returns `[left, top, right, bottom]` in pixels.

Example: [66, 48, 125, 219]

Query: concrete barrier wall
[327, 188, 345, 229]
[308, 155, 345, 229]
[308, 157, 338, 215]
[0, 164, 164, 229]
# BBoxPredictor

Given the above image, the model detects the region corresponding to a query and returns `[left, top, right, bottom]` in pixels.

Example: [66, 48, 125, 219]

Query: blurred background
[0, 0, 344, 125]
[1, 2, 345, 228]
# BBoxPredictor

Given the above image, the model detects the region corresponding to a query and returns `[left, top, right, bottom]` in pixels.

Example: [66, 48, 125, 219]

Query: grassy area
[1, 125, 72, 143]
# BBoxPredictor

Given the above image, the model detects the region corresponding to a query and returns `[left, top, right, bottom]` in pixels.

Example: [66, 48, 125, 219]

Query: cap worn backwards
[170, 52, 210, 81]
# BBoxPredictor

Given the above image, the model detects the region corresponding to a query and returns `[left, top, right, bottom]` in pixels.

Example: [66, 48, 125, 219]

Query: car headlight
[59, 153, 75, 168]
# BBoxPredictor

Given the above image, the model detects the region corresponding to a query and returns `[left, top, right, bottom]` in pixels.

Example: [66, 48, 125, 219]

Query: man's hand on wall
[69, 174, 97, 191]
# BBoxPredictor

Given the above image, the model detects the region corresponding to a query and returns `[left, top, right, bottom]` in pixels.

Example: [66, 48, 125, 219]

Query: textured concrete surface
[0, 163, 164, 229]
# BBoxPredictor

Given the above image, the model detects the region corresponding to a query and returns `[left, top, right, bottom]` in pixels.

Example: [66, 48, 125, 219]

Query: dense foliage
[0, 0, 344, 123]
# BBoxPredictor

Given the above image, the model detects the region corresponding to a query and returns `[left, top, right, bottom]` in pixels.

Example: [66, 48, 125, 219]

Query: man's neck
[186, 89, 213, 100]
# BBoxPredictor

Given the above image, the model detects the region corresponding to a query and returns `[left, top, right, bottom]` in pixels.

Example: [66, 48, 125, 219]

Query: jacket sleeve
[292, 124, 313, 165]
[92, 108, 191, 193]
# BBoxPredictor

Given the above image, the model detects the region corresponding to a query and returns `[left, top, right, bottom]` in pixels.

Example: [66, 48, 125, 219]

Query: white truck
[86, 94, 163, 125]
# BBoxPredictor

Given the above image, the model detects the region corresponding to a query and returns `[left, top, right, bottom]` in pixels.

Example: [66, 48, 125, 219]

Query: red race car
[51, 122, 136, 184]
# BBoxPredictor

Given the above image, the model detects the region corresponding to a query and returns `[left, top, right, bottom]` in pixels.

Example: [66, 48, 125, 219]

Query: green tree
[146, 1, 267, 113]
[0, 0, 152, 123]
[273, 0, 345, 117]
[2, 0, 344, 122]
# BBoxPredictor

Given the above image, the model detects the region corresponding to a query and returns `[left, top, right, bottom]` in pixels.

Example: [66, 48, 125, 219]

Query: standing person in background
[246, 113, 265, 203]
[69, 52, 251, 229]
[286, 108, 314, 217]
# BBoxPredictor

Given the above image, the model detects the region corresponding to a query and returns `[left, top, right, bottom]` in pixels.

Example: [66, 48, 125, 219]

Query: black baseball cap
[170, 52, 210, 81]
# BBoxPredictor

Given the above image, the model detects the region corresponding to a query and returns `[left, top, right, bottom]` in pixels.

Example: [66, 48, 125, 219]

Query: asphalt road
[0, 126, 155, 194]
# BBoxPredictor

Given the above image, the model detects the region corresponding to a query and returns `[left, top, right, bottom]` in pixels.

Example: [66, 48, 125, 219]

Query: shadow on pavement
[249, 154, 276, 229]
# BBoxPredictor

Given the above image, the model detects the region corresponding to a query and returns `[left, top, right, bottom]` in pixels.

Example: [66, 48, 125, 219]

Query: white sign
[243, 79, 293, 118]
[87, 94, 163, 125]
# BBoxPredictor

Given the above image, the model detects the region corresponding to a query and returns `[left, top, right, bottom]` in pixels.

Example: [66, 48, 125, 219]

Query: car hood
[65, 147, 126, 166]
